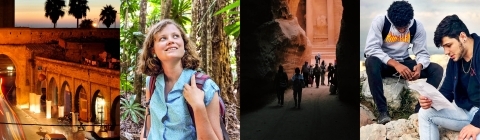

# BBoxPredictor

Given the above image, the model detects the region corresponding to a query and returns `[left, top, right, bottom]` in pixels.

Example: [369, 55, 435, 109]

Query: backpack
[293, 74, 304, 89]
[278, 72, 287, 88]
[364, 16, 417, 58]
[302, 65, 310, 74]
[313, 67, 320, 74]
[144, 72, 230, 140]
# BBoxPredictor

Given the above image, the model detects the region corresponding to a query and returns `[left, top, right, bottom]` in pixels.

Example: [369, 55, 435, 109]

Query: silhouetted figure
[301, 62, 310, 88]
[320, 60, 326, 85]
[327, 63, 334, 86]
[291, 68, 304, 109]
[274, 65, 288, 106]
[313, 64, 321, 88]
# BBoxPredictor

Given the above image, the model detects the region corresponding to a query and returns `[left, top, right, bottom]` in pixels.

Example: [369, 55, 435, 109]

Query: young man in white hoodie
[363, 1, 444, 124]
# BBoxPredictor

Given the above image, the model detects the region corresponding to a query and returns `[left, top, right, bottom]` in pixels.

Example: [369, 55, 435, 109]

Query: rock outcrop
[360, 104, 376, 127]
[360, 114, 460, 140]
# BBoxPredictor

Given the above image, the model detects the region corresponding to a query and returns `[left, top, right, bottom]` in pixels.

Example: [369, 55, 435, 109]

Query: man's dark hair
[387, 1, 414, 27]
[433, 14, 470, 48]
[278, 65, 284, 73]
[295, 67, 300, 74]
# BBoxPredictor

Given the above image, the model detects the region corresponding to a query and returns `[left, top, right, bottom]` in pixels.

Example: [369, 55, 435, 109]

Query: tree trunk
[77, 19, 79, 28]
[210, 0, 232, 103]
[336, 0, 357, 104]
[134, 0, 148, 104]
[192, 0, 212, 74]
[54, 23, 56, 28]
[160, 0, 172, 19]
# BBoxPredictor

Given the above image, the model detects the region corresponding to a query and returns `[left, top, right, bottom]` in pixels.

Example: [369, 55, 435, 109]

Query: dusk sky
[360, 0, 480, 60]
[15, 0, 120, 28]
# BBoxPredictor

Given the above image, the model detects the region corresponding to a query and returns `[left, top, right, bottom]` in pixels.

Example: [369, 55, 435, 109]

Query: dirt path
[241, 85, 357, 140]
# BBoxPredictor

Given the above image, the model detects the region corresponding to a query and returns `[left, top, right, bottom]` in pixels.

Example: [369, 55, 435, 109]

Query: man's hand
[458, 124, 480, 140]
[393, 63, 413, 80]
[418, 95, 432, 109]
[411, 64, 422, 81]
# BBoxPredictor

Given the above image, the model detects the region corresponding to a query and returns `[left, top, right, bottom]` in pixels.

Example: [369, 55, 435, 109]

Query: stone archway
[0, 45, 31, 107]
[0, 54, 17, 104]
[75, 85, 87, 121]
[110, 96, 120, 134]
[60, 81, 72, 118]
[47, 77, 58, 118]
[91, 90, 104, 123]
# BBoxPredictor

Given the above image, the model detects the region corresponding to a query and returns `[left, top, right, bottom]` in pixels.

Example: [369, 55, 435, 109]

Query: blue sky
[360, 0, 480, 60]
[15, 0, 120, 28]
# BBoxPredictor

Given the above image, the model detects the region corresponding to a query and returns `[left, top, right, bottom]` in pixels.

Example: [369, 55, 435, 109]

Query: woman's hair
[387, 1, 414, 27]
[295, 67, 300, 74]
[433, 14, 470, 48]
[136, 19, 200, 76]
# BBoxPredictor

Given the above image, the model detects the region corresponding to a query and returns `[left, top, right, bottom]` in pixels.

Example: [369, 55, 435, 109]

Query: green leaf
[214, 0, 240, 16]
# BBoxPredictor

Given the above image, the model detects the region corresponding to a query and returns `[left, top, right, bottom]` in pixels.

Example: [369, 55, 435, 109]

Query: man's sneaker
[377, 112, 391, 124]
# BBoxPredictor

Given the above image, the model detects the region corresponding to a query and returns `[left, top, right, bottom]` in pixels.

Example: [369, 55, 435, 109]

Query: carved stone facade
[288, 0, 343, 65]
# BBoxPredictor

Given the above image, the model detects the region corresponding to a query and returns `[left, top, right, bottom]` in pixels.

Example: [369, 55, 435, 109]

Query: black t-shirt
[458, 59, 480, 106]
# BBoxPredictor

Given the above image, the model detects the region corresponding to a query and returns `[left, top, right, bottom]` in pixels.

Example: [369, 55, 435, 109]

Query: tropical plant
[68, 0, 90, 28]
[120, 95, 145, 123]
[169, 0, 192, 32]
[121, 73, 133, 93]
[79, 19, 94, 28]
[44, 0, 66, 28]
[100, 5, 117, 28]
[214, 0, 240, 38]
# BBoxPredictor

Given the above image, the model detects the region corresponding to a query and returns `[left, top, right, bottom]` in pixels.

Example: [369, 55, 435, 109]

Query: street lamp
[98, 99, 105, 132]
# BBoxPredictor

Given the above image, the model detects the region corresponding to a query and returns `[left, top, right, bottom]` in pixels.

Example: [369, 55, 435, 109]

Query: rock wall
[242, 0, 310, 111]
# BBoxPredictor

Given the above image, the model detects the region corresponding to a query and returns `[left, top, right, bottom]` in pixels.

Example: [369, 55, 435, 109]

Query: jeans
[303, 73, 309, 87]
[365, 56, 443, 113]
[293, 89, 302, 107]
[277, 88, 285, 105]
[418, 104, 480, 140]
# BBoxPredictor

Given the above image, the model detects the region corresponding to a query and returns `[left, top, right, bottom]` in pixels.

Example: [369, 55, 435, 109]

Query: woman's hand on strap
[183, 74, 205, 108]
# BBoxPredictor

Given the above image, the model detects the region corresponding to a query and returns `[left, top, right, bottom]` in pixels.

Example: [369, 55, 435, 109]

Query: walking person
[291, 68, 304, 109]
[308, 65, 314, 87]
[320, 61, 326, 85]
[327, 63, 334, 86]
[313, 64, 321, 88]
[315, 53, 321, 64]
[274, 65, 288, 106]
[301, 62, 310, 88]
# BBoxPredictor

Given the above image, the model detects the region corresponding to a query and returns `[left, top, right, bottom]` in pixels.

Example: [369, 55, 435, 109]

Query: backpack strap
[144, 75, 157, 138]
[409, 19, 417, 44]
[187, 72, 226, 127]
[381, 16, 391, 42]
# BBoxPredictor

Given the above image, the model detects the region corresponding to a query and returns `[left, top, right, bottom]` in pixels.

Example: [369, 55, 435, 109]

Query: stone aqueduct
[0, 28, 120, 132]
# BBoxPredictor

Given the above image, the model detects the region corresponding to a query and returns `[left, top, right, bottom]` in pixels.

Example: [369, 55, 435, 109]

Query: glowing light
[92, 23, 97, 27]
[6, 66, 13, 71]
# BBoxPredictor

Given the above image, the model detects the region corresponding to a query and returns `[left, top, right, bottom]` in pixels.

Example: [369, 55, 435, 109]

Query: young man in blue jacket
[418, 14, 480, 140]
[363, 1, 444, 124]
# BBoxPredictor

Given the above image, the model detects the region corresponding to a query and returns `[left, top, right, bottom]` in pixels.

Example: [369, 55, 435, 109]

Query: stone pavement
[241, 85, 357, 140]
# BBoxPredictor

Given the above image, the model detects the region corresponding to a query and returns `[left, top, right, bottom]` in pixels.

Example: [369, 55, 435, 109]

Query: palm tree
[44, 0, 66, 28]
[100, 5, 117, 28]
[79, 19, 94, 28]
[68, 0, 90, 28]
